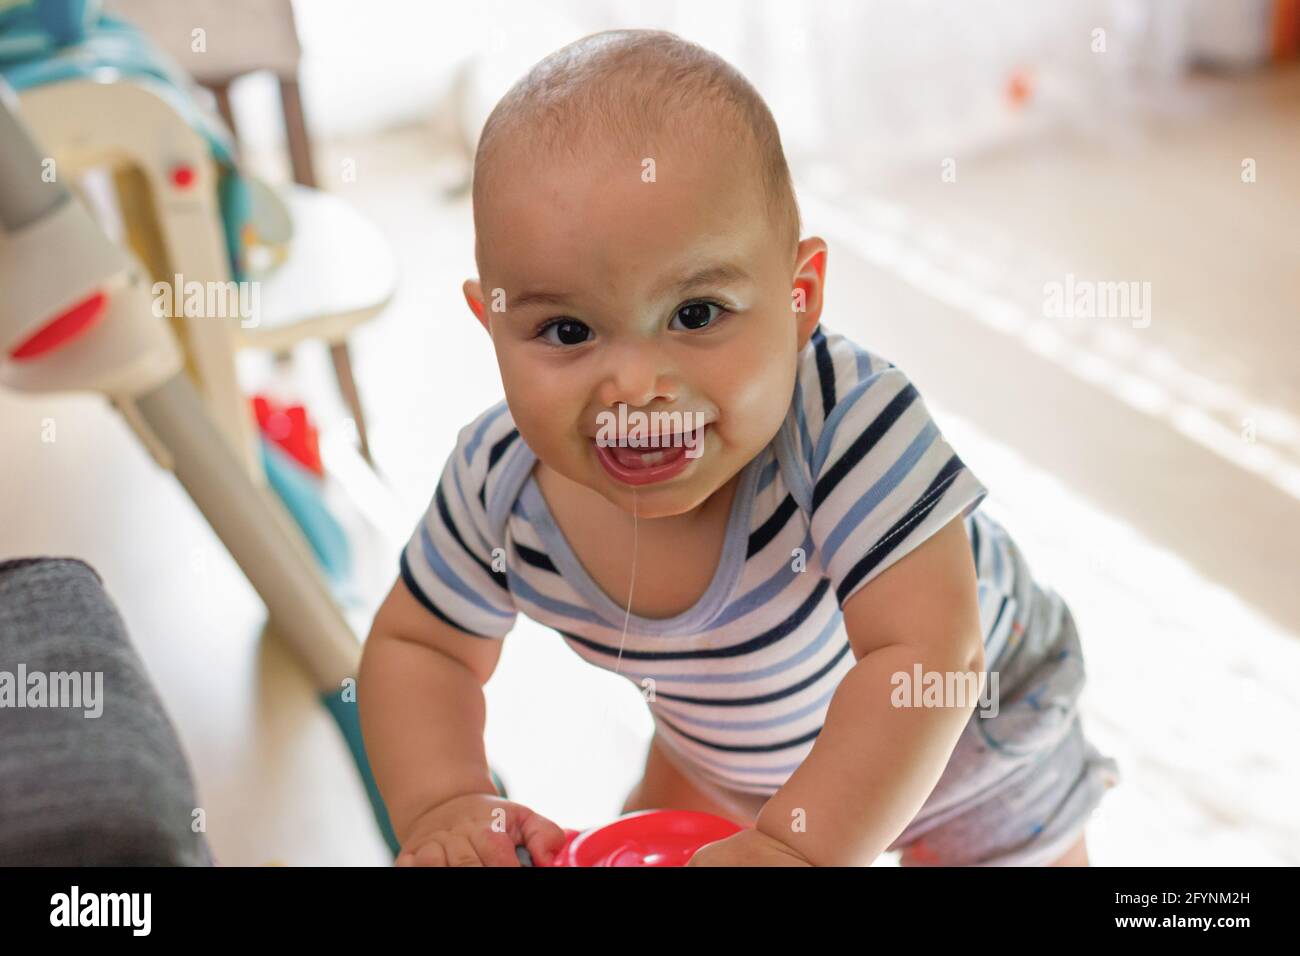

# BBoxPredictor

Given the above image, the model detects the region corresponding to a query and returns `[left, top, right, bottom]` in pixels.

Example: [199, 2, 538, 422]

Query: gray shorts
[886, 590, 1120, 866]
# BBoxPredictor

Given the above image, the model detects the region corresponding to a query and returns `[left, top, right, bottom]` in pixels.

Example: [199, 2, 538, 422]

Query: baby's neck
[532, 458, 745, 618]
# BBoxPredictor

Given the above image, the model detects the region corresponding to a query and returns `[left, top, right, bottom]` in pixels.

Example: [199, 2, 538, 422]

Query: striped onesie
[400, 324, 1119, 865]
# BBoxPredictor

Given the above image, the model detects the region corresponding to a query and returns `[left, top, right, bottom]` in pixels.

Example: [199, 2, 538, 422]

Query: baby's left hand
[686, 827, 813, 867]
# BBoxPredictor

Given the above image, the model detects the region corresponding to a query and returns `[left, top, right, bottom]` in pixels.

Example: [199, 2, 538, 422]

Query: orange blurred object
[1006, 69, 1034, 108]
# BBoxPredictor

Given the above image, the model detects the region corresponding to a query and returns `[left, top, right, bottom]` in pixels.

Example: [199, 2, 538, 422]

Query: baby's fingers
[517, 810, 568, 867]
[470, 828, 523, 867]
[397, 840, 448, 867]
[442, 834, 485, 867]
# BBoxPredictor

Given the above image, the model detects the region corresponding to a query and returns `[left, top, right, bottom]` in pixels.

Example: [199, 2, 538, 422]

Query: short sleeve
[807, 358, 988, 608]
[399, 413, 519, 640]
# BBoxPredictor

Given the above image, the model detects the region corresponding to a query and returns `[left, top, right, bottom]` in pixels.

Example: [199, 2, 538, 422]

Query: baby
[359, 29, 1119, 867]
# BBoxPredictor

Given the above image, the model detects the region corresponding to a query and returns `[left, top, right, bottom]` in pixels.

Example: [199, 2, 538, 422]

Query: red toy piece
[542, 810, 742, 867]
[252, 394, 324, 478]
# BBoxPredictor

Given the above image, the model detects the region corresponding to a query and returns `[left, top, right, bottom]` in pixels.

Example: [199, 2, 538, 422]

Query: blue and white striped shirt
[401, 325, 1046, 796]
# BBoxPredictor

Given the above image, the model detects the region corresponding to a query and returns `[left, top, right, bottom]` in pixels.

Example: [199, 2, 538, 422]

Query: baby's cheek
[514, 407, 565, 457]
[716, 354, 793, 448]
[499, 382, 555, 446]
[503, 363, 562, 418]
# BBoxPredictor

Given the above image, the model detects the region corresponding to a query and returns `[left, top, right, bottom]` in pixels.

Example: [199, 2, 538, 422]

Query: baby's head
[464, 29, 826, 518]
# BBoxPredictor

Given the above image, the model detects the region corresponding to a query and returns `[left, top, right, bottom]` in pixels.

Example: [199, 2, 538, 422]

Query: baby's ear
[463, 279, 489, 332]
[792, 240, 827, 347]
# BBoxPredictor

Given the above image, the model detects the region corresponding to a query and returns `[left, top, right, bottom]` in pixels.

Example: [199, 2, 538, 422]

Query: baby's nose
[597, 347, 676, 408]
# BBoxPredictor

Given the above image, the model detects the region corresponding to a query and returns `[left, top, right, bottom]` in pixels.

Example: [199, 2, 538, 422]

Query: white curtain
[290, 0, 1233, 179]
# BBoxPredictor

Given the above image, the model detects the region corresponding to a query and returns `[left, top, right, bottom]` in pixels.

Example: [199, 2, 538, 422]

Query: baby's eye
[669, 301, 725, 332]
[538, 319, 592, 347]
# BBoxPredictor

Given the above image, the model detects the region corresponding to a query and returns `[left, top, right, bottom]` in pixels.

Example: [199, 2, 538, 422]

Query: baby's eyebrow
[652, 261, 752, 299]
[510, 289, 571, 310]
[510, 261, 752, 312]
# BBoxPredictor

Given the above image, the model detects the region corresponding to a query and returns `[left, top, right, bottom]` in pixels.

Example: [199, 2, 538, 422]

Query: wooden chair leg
[329, 341, 373, 465]
[207, 80, 240, 155]
[279, 74, 373, 466]
[279, 77, 317, 188]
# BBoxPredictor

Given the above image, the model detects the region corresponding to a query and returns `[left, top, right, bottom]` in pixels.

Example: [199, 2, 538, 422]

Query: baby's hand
[395, 793, 567, 867]
[686, 827, 813, 867]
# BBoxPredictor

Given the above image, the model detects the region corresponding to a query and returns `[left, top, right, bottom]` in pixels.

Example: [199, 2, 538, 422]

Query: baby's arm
[748, 514, 984, 866]
[360, 577, 501, 833]
[359, 577, 565, 864]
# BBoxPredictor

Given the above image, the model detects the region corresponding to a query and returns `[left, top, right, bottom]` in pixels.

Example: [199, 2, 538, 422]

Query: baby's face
[467, 136, 824, 519]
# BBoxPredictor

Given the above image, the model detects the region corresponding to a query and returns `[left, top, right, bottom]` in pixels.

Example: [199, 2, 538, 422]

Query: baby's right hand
[395, 793, 567, 867]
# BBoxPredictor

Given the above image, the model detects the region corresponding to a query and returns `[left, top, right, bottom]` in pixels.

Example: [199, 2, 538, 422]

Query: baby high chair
[0, 0, 400, 853]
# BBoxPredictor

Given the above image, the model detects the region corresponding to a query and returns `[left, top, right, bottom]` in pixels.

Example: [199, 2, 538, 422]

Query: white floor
[2, 69, 1296, 866]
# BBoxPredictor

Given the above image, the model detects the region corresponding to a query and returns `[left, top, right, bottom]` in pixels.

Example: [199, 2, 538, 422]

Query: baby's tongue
[609, 443, 680, 468]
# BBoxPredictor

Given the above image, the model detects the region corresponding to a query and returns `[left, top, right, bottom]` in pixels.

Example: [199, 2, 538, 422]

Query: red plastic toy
[537, 810, 742, 867]
[252, 393, 324, 478]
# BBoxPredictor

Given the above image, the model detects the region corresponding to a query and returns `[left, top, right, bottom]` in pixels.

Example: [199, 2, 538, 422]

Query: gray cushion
[0, 557, 214, 865]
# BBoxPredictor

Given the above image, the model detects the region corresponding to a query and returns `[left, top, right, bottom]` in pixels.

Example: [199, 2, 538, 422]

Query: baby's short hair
[473, 29, 801, 260]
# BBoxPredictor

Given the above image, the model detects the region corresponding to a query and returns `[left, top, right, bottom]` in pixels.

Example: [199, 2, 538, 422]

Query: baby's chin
[586, 448, 748, 520]
[538, 447, 724, 519]
[596, 480, 717, 519]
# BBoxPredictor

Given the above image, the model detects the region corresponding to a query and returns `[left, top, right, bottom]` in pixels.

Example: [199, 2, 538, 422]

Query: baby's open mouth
[591, 424, 708, 483]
